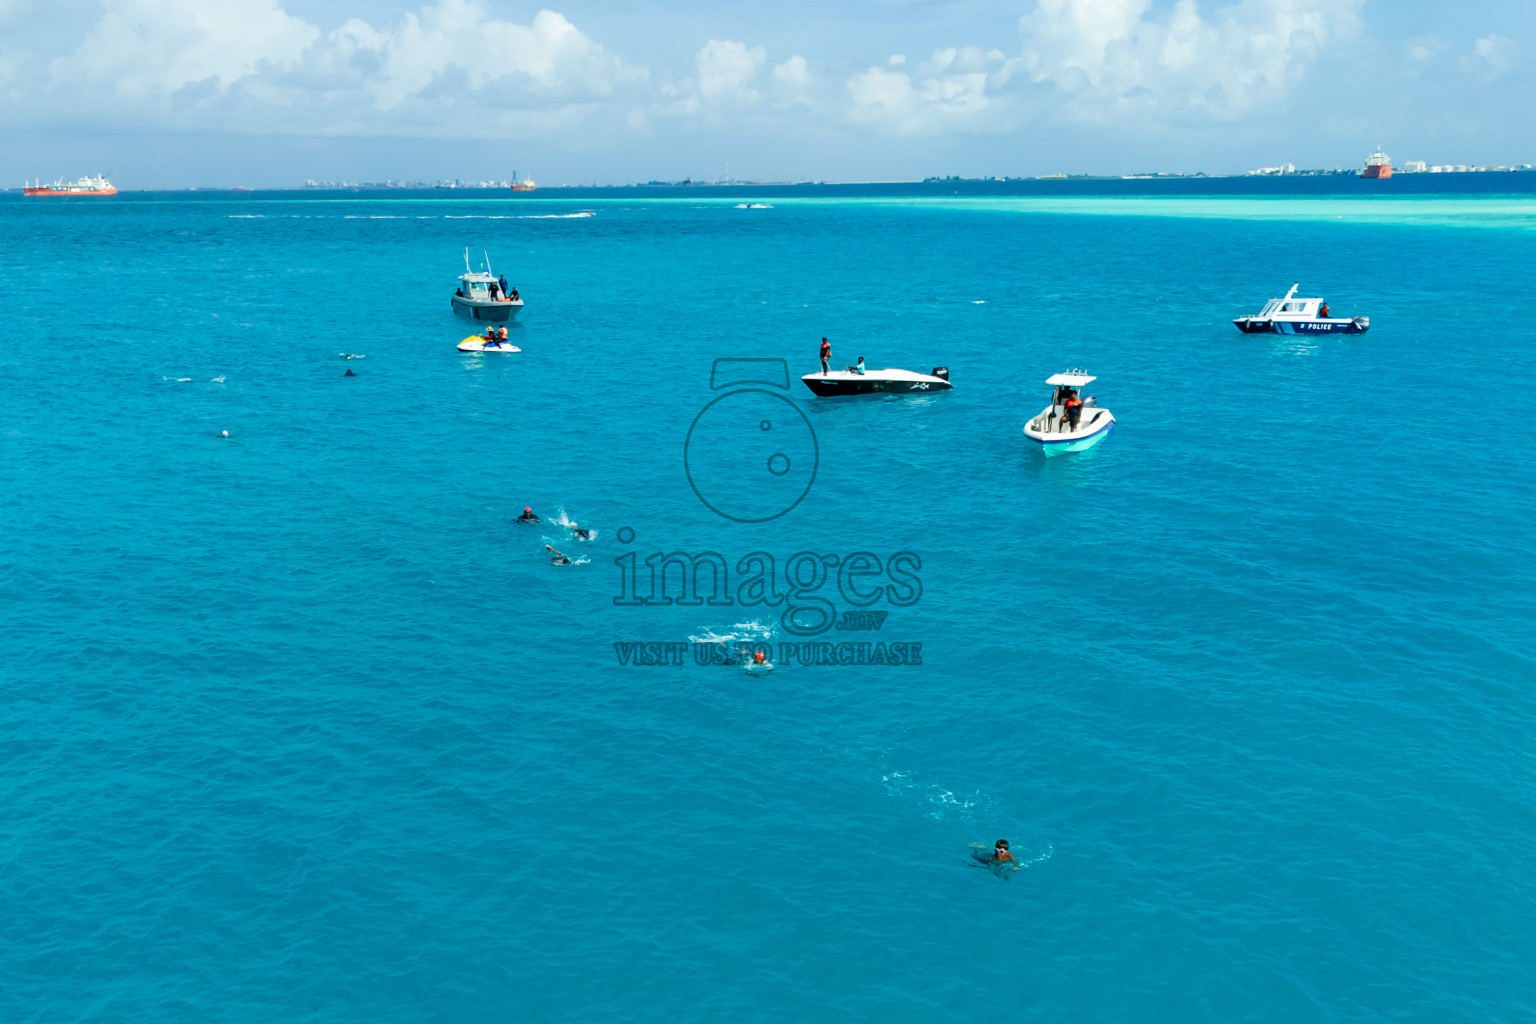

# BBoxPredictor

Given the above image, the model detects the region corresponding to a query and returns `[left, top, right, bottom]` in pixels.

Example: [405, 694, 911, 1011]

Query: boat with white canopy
[1022, 370, 1115, 454]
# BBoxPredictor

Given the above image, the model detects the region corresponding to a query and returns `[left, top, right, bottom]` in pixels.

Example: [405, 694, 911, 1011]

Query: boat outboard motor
[932, 366, 949, 381]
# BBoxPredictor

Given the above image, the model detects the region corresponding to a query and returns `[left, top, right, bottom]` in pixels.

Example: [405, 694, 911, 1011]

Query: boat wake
[444, 212, 595, 220]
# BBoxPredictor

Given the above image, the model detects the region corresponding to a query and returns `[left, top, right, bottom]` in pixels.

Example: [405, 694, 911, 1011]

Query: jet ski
[801, 365, 950, 396]
[458, 335, 521, 352]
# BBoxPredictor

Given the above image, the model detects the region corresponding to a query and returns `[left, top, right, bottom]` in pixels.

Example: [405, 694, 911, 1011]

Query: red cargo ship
[24, 175, 117, 196]
[1360, 148, 1392, 179]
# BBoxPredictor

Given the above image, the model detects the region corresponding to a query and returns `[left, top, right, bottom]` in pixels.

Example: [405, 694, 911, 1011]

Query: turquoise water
[4, 181, 1535, 1022]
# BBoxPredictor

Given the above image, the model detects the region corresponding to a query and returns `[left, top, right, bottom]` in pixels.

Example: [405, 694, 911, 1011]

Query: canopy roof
[1045, 371, 1096, 387]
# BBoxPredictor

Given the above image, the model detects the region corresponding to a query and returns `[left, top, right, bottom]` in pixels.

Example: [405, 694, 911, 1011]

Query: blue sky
[1, 0, 1531, 186]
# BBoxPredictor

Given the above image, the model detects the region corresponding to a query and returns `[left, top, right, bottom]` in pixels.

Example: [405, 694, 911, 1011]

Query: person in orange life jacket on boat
[1063, 392, 1083, 432]
[1319, 301, 1330, 318]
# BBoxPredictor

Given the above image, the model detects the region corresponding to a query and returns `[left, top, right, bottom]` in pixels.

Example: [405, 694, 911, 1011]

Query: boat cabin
[456, 269, 501, 302]
[1254, 283, 1328, 320]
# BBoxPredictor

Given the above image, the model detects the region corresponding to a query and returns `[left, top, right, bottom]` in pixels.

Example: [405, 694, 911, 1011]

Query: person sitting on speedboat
[1319, 301, 1330, 318]
[510, 288, 520, 302]
[1063, 393, 1083, 432]
[854, 356, 867, 375]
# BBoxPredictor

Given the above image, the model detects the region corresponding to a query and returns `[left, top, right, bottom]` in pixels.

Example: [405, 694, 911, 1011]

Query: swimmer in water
[572, 526, 592, 540]
[545, 544, 572, 565]
[344, 368, 355, 377]
[753, 650, 767, 665]
[516, 506, 540, 523]
[991, 839, 1017, 866]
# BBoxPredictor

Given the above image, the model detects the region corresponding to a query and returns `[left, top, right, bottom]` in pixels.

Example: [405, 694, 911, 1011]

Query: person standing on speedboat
[820, 337, 831, 375]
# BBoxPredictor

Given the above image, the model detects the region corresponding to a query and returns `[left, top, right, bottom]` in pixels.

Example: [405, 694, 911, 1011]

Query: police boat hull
[1233, 315, 1369, 335]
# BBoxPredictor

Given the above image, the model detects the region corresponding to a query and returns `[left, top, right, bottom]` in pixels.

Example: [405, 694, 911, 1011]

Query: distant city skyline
[1, 0, 1532, 187]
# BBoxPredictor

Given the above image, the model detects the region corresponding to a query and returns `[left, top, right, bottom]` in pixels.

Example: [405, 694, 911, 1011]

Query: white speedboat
[451, 249, 524, 323]
[1234, 283, 1369, 335]
[801, 365, 951, 396]
[458, 335, 521, 352]
[1022, 371, 1115, 455]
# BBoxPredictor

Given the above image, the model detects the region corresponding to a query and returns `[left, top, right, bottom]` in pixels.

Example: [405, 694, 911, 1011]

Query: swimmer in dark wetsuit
[344, 368, 355, 377]
[516, 506, 540, 522]
[545, 544, 572, 565]
[572, 526, 592, 540]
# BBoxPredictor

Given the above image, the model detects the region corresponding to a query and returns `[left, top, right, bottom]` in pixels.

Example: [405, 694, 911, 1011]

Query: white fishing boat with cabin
[450, 249, 524, 323]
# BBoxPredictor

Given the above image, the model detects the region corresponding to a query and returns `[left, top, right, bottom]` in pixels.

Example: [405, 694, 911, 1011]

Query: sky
[0, 0, 1531, 186]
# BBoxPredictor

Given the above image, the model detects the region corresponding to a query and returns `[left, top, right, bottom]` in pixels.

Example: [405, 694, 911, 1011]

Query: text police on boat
[1233, 283, 1369, 335]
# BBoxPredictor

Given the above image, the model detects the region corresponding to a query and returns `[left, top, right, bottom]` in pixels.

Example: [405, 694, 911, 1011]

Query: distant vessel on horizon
[1360, 148, 1392, 179]
[510, 170, 536, 192]
[24, 174, 117, 196]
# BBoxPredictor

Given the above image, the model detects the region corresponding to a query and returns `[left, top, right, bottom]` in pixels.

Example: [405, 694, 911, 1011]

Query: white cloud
[848, 47, 999, 133]
[0, 0, 1412, 154]
[25, 0, 647, 136]
[1405, 35, 1444, 64]
[773, 55, 811, 89]
[1014, 0, 1364, 122]
[695, 39, 766, 103]
[59, 0, 317, 102]
[841, 0, 1362, 135]
[1463, 33, 1515, 79]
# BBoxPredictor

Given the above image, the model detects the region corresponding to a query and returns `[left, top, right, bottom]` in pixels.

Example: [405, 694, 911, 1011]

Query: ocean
[3, 176, 1535, 1022]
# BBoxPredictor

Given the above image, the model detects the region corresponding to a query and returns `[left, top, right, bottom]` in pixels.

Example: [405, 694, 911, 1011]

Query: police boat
[1233, 283, 1369, 335]
[800, 364, 951, 396]
[1022, 370, 1115, 455]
